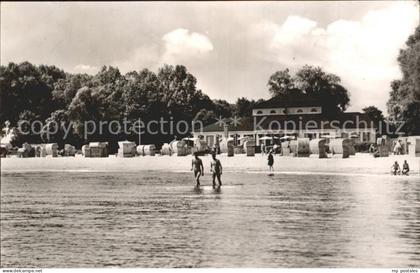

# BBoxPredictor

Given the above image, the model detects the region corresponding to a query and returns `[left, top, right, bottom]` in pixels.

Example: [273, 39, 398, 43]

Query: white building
[193, 96, 377, 146]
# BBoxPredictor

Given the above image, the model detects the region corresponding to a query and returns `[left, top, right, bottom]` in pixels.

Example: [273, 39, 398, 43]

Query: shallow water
[1, 171, 419, 267]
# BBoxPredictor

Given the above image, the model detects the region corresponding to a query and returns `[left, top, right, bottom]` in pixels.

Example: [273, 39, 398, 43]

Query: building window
[256, 110, 263, 115]
[362, 132, 371, 142]
[206, 135, 214, 147]
[270, 110, 276, 114]
[297, 109, 303, 113]
[311, 108, 318, 112]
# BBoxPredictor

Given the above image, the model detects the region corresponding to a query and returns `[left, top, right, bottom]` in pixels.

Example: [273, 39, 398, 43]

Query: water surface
[1, 171, 419, 267]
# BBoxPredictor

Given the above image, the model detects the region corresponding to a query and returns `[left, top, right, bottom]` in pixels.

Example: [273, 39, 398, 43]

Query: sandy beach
[1, 153, 419, 176]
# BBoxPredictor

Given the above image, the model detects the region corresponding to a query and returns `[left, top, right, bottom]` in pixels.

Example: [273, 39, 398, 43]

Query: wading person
[210, 152, 223, 188]
[268, 150, 274, 173]
[402, 160, 410, 175]
[191, 153, 204, 187]
[391, 161, 401, 175]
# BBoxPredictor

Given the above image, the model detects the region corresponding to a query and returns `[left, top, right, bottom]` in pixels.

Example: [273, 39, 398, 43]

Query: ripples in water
[1, 171, 419, 267]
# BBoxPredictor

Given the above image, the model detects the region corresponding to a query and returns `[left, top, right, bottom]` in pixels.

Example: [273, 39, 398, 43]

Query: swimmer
[391, 161, 401, 175]
[402, 160, 410, 175]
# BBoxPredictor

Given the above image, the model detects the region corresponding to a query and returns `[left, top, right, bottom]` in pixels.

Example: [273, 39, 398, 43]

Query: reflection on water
[1, 171, 419, 267]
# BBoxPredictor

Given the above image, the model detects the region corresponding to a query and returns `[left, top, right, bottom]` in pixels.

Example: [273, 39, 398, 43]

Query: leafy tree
[93, 66, 126, 121]
[0, 62, 65, 126]
[234, 97, 256, 117]
[52, 73, 93, 108]
[190, 90, 214, 118]
[193, 109, 217, 126]
[398, 25, 420, 101]
[267, 69, 295, 97]
[41, 110, 78, 148]
[12, 110, 42, 147]
[294, 65, 350, 114]
[65, 67, 128, 150]
[38, 65, 67, 90]
[387, 25, 420, 135]
[67, 86, 102, 140]
[362, 106, 384, 123]
[362, 106, 385, 134]
[212, 99, 234, 118]
[122, 69, 161, 121]
[267, 65, 350, 115]
[157, 64, 199, 122]
[387, 80, 404, 121]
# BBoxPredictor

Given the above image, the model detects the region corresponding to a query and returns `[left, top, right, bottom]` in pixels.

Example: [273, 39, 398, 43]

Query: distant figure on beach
[393, 140, 402, 155]
[210, 152, 223, 188]
[391, 161, 401, 175]
[268, 150, 274, 172]
[273, 144, 278, 155]
[191, 153, 204, 187]
[402, 160, 410, 175]
[261, 143, 265, 156]
[369, 143, 377, 153]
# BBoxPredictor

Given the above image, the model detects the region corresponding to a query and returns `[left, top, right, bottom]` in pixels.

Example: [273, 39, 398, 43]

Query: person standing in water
[191, 153, 204, 187]
[391, 161, 401, 175]
[402, 160, 410, 175]
[268, 150, 274, 172]
[210, 152, 223, 188]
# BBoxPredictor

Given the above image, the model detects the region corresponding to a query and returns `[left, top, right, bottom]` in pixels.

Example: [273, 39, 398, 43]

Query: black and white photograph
[1, 1, 419, 271]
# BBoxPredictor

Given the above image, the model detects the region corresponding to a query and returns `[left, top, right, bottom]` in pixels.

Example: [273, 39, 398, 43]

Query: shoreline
[1, 153, 419, 176]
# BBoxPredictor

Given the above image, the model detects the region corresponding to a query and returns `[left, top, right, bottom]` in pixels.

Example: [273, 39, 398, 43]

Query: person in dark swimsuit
[191, 153, 204, 187]
[268, 150, 274, 172]
[210, 152, 222, 188]
[402, 160, 410, 175]
[391, 161, 401, 175]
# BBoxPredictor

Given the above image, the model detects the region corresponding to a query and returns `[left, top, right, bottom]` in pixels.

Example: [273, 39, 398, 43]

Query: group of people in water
[391, 160, 410, 175]
[192, 149, 411, 187]
[191, 152, 223, 188]
[191, 150, 276, 187]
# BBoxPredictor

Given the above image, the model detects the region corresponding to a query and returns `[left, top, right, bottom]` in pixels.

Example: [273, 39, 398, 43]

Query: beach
[1, 153, 419, 176]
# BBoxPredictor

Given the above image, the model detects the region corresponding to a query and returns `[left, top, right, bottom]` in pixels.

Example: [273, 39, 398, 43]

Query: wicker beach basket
[309, 139, 328, 158]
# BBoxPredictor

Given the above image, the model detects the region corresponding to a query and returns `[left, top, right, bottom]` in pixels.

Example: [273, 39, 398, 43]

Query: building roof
[254, 92, 321, 109]
[197, 112, 376, 133]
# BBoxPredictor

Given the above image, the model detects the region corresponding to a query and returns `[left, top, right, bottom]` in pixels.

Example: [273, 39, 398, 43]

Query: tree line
[387, 25, 420, 135]
[0, 63, 264, 150]
[0, 61, 354, 150]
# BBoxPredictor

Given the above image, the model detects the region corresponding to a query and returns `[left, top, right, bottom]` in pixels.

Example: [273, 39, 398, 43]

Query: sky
[1, 1, 419, 112]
